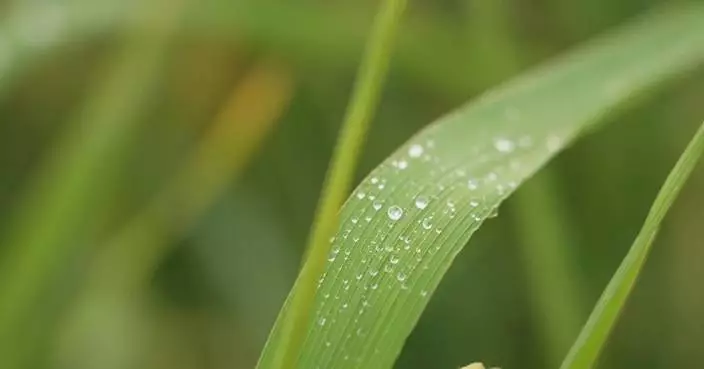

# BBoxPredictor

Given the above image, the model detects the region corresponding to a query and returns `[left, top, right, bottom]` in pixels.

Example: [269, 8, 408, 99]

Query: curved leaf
[257, 5, 704, 369]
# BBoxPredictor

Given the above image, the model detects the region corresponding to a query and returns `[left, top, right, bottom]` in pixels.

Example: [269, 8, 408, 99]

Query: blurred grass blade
[512, 171, 584, 366]
[0, 0, 185, 364]
[560, 121, 704, 369]
[89, 59, 293, 295]
[262, 0, 407, 368]
[54, 60, 293, 367]
[257, 5, 704, 369]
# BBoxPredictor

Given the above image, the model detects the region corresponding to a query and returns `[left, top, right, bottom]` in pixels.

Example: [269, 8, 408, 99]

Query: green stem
[560, 120, 704, 369]
[263, 0, 406, 368]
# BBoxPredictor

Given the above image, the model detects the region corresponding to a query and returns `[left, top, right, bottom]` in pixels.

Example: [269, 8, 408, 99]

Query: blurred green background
[0, 0, 703, 368]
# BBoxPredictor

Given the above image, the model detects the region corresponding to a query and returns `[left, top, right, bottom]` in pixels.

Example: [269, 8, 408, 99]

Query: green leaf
[560, 121, 704, 369]
[257, 5, 704, 369]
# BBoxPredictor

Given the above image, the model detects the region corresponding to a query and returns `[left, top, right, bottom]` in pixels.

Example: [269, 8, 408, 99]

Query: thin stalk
[560, 120, 704, 369]
[263, 0, 406, 368]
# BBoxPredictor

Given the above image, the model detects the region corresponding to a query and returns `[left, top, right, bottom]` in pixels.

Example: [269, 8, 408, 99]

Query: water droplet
[378, 183, 385, 190]
[373, 200, 383, 211]
[435, 228, 443, 234]
[365, 216, 372, 222]
[467, 179, 478, 190]
[494, 138, 515, 153]
[351, 217, 358, 224]
[546, 135, 563, 153]
[371, 283, 379, 290]
[390, 255, 400, 264]
[397, 160, 408, 170]
[519, 136, 533, 148]
[318, 317, 327, 326]
[420, 290, 428, 297]
[470, 200, 479, 208]
[422, 217, 433, 230]
[415, 196, 429, 209]
[397, 272, 407, 282]
[485, 172, 498, 182]
[356, 273, 363, 280]
[356, 191, 366, 200]
[488, 207, 499, 218]
[371, 177, 379, 184]
[408, 144, 424, 158]
[368, 269, 379, 277]
[387, 206, 403, 221]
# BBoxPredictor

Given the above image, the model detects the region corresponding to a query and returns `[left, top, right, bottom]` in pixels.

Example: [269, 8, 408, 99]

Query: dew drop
[351, 217, 359, 224]
[485, 172, 498, 182]
[387, 205, 403, 221]
[470, 200, 479, 208]
[546, 135, 563, 153]
[371, 177, 379, 184]
[415, 196, 429, 209]
[467, 179, 478, 190]
[390, 255, 400, 264]
[368, 269, 379, 277]
[397, 272, 407, 282]
[397, 160, 408, 170]
[422, 217, 433, 230]
[356, 191, 366, 200]
[408, 144, 424, 158]
[519, 135, 533, 148]
[378, 183, 385, 190]
[488, 207, 499, 218]
[494, 138, 515, 153]
[373, 200, 383, 211]
[318, 317, 327, 326]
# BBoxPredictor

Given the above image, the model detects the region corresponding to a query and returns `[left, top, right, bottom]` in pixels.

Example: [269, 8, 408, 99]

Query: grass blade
[0, 1, 186, 365]
[257, 5, 704, 369]
[259, 1, 407, 368]
[560, 121, 704, 369]
[512, 171, 584, 366]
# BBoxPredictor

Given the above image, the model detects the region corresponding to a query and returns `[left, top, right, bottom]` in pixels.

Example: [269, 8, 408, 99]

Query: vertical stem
[263, 0, 406, 368]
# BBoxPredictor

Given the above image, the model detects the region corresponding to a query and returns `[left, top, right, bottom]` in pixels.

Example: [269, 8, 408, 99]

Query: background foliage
[0, 0, 703, 368]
